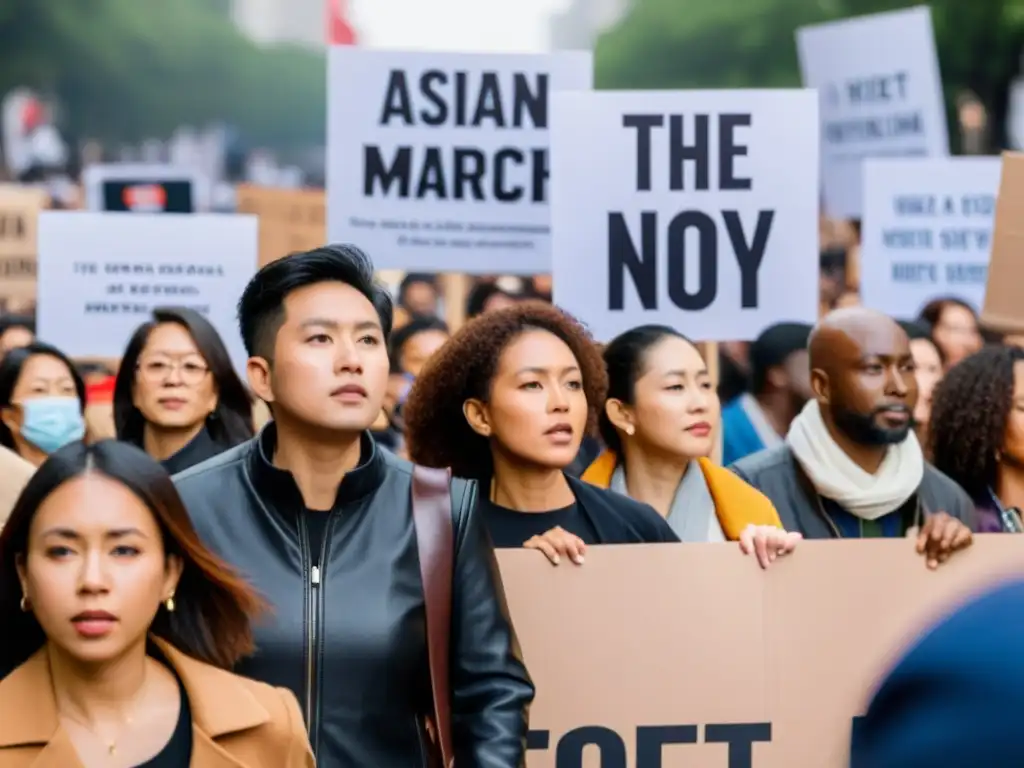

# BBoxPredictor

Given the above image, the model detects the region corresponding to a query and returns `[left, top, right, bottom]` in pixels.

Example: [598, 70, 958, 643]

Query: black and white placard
[550, 89, 819, 342]
[327, 48, 592, 273]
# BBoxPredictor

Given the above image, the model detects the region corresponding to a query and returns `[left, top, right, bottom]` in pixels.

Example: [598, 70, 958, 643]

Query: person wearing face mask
[721, 322, 813, 465]
[403, 303, 679, 555]
[0, 342, 86, 467]
[0, 440, 313, 767]
[114, 307, 253, 474]
[580, 326, 798, 562]
[173, 245, 533, 767]
[730, 308, 974, 566]
[929, 345, 1024, 533]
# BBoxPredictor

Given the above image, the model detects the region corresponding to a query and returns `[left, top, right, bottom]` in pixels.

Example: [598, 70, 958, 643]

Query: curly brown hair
[929, 344, 1024, 498]
[403, 301, 607, 479]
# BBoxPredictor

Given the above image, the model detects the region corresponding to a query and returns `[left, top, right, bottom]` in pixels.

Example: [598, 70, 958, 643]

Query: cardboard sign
[327, 48, 592, 273]
[861, 157, 999, 316]
[36, 212, 257, 370]
[981, 152, 1024, 333]
[549, 89, 819, 342]
[797, 6, 949, 219]
[83, 164, 199, 213]
[497, 536, 1024, 767]
[0, 185, 47, 308]
[236, 185, 326, 267]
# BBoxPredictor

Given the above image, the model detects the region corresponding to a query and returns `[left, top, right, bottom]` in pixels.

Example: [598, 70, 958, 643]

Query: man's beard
[831, 406, 913, 447]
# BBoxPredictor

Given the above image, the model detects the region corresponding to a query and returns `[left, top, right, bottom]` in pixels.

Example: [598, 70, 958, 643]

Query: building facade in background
[549, 0, 629, 50]
[232, 0, 325, 48]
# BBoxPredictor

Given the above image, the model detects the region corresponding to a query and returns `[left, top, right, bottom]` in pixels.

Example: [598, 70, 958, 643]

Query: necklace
[60, 710, 133, 755]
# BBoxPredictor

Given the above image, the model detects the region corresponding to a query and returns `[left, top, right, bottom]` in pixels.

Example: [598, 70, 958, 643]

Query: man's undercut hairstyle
[237, 244, 394, 361]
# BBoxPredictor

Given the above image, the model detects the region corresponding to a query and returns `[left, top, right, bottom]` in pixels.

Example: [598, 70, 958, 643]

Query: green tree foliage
[0, 0, 325, 148]
[595, 0, 1024, 151]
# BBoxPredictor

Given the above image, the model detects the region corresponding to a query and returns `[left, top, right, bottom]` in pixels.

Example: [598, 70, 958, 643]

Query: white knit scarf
[786, 400, 924, 521]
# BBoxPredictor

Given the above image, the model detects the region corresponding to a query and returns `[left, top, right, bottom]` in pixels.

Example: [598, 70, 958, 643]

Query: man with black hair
[721, 322, 813, 465]
[173, 244, 533, 767]
[397, 272, 438, 318]
[731, 308, 975, 557]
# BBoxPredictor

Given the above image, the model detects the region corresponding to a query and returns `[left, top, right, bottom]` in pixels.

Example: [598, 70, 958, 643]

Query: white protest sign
[327, 48, 592, 273]
[36, 213, 256, 369]
[797, 6, 949, 219]
[550, 90, 819, 342]
[860, 157, 999, 316]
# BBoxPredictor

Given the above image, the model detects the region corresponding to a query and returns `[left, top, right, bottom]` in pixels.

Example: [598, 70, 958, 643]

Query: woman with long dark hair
[0, 342, 86, 468]
[114, 307, 253, 474]
[0, 440, 313, 766]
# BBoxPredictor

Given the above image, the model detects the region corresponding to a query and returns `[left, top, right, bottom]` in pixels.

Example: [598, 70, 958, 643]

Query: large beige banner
[497, 536, 1024, 767]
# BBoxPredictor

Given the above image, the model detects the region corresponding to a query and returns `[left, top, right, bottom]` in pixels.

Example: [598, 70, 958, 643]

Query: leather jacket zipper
[301, 514, 332, 753]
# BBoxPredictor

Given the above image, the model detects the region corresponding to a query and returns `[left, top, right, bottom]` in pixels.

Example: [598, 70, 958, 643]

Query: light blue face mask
[20, 396, 85, 455]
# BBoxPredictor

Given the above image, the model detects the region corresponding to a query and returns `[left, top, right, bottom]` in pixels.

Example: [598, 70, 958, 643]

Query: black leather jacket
[173, 425, 534, 767]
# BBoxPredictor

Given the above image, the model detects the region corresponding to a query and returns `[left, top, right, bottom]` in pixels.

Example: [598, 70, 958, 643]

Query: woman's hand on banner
[525, 527, 586, 566]
[738, 525, 802, 569]
[915, 512, 972, 569]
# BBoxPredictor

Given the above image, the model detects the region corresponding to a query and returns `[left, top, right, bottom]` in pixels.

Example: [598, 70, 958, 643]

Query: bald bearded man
[730, 308, 974, 566]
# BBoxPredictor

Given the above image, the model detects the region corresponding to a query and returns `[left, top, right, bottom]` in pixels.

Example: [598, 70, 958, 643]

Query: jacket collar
[0, 637, 269, 751]
[246, 421, 387, 514]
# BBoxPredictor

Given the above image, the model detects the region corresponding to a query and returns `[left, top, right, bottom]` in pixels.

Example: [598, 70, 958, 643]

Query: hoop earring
[164, 594, 175, 613]
[19, 595, 28, 612]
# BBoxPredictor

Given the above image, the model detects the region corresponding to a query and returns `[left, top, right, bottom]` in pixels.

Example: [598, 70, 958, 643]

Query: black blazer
[566, 475, 679, 544]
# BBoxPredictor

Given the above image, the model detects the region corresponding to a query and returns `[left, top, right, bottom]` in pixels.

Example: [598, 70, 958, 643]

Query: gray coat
[729, 445, 977, 538]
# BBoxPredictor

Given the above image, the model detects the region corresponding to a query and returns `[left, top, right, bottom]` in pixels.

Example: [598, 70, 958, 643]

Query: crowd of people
[0, 237, 1017, 766]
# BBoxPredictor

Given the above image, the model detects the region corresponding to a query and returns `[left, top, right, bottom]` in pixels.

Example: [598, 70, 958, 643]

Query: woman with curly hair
[404, 302, 678, 560]
[929, 345, 1024, 533]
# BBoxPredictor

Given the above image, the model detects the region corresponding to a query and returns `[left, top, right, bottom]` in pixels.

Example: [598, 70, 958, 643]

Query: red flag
[327, 0, 357, 45]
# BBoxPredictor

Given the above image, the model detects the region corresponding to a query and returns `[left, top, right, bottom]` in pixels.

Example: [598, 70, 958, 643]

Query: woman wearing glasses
[114, 308, 253, 474]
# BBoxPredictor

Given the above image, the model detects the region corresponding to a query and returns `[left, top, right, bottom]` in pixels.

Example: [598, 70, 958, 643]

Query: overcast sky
[350, 0, 568, 53]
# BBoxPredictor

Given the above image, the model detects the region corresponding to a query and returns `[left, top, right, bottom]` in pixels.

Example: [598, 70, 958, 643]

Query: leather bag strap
[411, 465, 455, 767]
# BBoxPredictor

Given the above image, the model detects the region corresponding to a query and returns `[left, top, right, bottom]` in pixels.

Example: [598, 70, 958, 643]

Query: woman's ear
[163, 553, 184, 600]
[1, 406, 19, 436]
[463, 398, 492, 438]
[604, 398, 635, 437]
[14, 553, 28, 600]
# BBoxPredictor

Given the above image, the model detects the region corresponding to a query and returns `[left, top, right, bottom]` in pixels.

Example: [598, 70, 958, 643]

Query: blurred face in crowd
[933, 303, 982, 368]
[250, 282, 388, 433]
[816, 317, 917, 447]
[610, 336, 718, 460]
[1002, 361, 1024, 466]
[17, 473, 182, 666]
[133, 323, 216, 433]
[402, 281, 437, 317]
[481, 291, 518, 315]
[781, 349, 814, 405]
[398, 328, 449, 377]
[2, 353, 83, 463]
[909, 338, 943, 429]
[0, 325, 34, 356]
[465, 330, 587, 471]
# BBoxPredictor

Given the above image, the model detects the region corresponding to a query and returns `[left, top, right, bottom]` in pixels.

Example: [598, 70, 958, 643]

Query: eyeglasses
[136, 356, 210, 386]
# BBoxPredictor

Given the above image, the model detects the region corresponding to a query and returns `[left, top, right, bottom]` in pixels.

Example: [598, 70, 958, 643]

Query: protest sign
[797, 6, 949, 219]
[0, 185, 46, 310]
[860, 157, 999, 316]
[497, 535, 1024, 767]
[83, 164, 199, 213]
[236, 185, 326, 267]
[982, 152, 1024, 333]
[549, 90, 818, 342]
[36, 213, 256, 369]
[327, 48, 592, 273]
